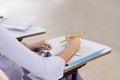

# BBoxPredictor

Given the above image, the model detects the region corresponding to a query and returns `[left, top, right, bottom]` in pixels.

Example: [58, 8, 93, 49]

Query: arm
[56, 35, 80, 63]
[0, 27, 64, 80]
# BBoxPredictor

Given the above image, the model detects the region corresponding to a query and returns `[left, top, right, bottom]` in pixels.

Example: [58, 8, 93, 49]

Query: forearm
[56, 46, 77, 63]
[22, 42, 35, 51]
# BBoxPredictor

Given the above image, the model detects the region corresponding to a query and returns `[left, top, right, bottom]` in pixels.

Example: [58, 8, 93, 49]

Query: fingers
[65, 35, 80, 41]
[65, 35, 81, 52]
[40, 41, 52, 50]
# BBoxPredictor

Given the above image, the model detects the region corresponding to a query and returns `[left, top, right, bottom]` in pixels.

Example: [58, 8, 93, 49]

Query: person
[0, 26, 82, 80]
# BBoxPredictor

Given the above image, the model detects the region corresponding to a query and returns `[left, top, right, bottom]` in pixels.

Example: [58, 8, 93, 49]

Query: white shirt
[0, 55, 24, 80]
[0, 26, 65, 80]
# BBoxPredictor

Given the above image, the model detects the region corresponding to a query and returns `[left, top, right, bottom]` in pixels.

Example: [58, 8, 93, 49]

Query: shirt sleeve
[0, 26, 65, 80]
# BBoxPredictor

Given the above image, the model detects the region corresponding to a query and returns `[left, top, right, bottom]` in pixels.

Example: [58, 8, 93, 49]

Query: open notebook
[48, 36, 111, 67]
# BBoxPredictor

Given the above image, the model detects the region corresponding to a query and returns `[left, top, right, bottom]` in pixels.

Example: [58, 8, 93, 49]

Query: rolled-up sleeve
[0, 27, 65, 80]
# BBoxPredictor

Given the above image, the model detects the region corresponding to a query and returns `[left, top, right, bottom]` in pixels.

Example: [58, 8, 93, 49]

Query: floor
[0, 0, 120, 80]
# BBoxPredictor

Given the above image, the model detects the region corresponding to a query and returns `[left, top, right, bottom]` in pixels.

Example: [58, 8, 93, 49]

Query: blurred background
[0, 0, 120, 80]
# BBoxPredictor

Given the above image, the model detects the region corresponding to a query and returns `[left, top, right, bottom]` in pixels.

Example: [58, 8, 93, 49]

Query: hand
[23, 41, 52, 52]
[65, 35, 81, 52]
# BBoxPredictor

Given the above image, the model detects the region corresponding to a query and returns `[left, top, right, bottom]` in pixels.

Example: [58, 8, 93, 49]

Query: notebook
[48, 36, 111, 67]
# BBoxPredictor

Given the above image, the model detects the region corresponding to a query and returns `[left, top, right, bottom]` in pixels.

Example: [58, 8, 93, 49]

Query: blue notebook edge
[65, 48, 105, 67]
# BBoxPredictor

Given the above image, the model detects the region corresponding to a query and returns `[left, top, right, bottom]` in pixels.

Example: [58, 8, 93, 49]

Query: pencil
[60, 32, 85, 43]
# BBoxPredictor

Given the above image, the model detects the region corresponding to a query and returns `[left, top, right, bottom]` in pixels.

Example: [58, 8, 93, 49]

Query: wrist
[67, 45, 78, 53]
[22, 42, 34, 50]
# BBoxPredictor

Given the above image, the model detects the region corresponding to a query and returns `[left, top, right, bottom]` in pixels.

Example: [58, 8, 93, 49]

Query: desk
[7, 26, 46, 41]
[59, 50, 111, 80]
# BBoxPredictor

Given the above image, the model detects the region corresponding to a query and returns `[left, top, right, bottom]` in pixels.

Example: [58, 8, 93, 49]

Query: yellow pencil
[60, 32, 85, 43]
